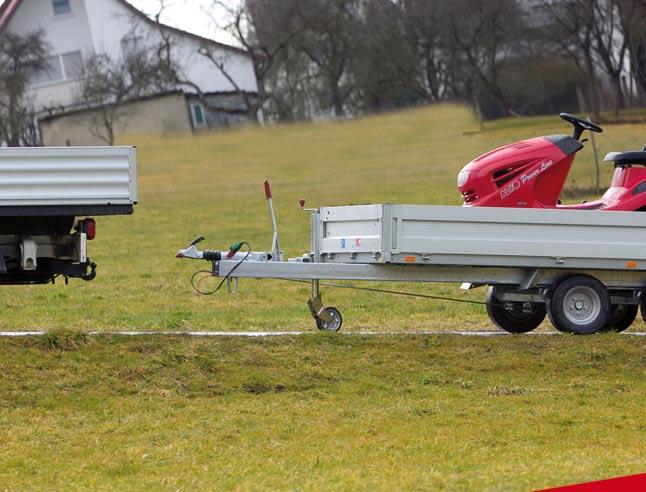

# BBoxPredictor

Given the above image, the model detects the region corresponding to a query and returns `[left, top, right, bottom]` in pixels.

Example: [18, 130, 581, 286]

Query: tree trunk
[7, 95, 20, 146]
[331, 81, 345, 117]
[584, 54, 602, 120]
[482, 77, 513, 117]
[611, 72, 625, 116]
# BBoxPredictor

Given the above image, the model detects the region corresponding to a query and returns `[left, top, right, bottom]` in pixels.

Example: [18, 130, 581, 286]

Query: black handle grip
[202, 251, 222, 261]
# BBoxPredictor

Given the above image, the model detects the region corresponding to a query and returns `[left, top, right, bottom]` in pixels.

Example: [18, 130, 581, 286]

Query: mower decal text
[500, 180, 521, 199]
[499, 160, 553, 199]
[520, 160, 553, 184]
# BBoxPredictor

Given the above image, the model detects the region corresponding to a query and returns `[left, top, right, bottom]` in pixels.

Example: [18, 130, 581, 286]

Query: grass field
[1, 333, 644, 490]
[0, 105, 645, 489]
[1, 103, 645, 332]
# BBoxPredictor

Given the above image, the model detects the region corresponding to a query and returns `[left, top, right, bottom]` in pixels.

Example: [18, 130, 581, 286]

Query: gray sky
[129, 0, 241, 45]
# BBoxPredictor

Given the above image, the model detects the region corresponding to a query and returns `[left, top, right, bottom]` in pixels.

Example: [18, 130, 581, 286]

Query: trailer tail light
[84, 219, 96, 240]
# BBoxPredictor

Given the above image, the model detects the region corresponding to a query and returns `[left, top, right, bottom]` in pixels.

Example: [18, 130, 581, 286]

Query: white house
[0, 0, 259, 144]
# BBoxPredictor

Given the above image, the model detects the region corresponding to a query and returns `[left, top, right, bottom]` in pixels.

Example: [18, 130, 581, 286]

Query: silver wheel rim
[320, 310, 341, 331]
[563, 286, 601, 325]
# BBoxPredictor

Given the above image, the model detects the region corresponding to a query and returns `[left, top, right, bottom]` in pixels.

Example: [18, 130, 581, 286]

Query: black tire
[485, 286, 546, 333]
[602, 304, 638, 332]
[316, 307, 343, 332]
[546, 275, 610, 335]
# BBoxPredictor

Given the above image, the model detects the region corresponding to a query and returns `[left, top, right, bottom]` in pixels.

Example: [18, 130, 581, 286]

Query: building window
[61, 51, 83, 79]
[31, 55, 64, 85]
[121, 36, 143, 57]
[192, 104, 206, 127]
[52, 0, 71, 16]
[29, 51, 82, 86]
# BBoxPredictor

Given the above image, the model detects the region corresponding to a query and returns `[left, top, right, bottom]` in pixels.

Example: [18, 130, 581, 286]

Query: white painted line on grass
[0, 330, 644, 337]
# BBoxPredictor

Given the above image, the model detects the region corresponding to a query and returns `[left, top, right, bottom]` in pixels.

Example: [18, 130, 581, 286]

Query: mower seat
[604, 147, 646, 165]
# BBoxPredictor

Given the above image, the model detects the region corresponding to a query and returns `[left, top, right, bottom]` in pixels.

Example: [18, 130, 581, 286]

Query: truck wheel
[486, 287, 546, 333]
[602, 304, 638, 332]
[316, 307, 343, 332]
[547, 275, 610, 335]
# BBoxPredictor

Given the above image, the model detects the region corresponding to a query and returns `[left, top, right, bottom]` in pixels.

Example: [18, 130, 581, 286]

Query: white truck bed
[0, 146, 137, 215]
[319, 205, 646, 271]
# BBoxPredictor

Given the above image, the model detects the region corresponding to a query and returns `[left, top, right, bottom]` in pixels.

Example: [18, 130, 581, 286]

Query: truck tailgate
[0, 147, 137, 213]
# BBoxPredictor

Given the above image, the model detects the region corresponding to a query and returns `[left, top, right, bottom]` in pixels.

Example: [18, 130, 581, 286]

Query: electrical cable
[191, 242, 251, 295]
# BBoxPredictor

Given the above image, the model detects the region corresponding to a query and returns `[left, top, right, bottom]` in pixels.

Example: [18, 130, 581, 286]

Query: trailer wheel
[601, 304, 638, 332]
[485, 287, 546, 333]
[547, 275, 610, 335]
[316, 307, 343, 332]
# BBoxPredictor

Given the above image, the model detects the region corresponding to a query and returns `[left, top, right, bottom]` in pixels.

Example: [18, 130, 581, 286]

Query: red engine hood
[457, 136, 577, 208]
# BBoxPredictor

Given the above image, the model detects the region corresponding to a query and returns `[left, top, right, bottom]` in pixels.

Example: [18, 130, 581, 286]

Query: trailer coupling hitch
[175, 236, 224, 261]
[81, 261, 97, 281]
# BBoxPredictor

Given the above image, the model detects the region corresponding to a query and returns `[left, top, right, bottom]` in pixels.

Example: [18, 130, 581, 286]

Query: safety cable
[286, 279, 488, 306]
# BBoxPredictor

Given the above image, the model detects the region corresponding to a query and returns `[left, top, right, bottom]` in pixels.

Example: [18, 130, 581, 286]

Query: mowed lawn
[1, 103, 645, 332]
[0, 333, 643, 490]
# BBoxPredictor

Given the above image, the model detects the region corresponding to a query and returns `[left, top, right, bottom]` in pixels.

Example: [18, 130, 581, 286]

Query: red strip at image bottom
[538, 473, 645, 491]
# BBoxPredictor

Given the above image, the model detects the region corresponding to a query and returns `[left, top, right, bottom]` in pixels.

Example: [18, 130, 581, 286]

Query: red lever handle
[264, 180, 272, 200]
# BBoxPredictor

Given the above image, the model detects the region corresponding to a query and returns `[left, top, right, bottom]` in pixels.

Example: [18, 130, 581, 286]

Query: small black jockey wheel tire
[485, 286, 546, 333]
[316, 307, 343, 332]
[546, 275, 610, 335]
[601, 304, 638, 332]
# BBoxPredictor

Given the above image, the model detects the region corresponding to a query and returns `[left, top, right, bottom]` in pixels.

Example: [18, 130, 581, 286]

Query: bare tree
[349, 0, 423, 112]
[291, 0, 361, 117]
[75, 50, 173, 145]
[264, 42, 316, 121]
[589, 0, 635, 114]
[618, 0, 646, 104]
[398, 0, 450, 102]
[540, 1, 605, 118]
[0, 30, 50, 146]
[543, 0, 643, 116]
[445, 0, 525, 117]
[174, 0, 303, 122]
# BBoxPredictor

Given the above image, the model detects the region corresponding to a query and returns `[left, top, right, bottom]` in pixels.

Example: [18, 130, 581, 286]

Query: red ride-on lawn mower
[458, 113, 646, 332]
[457, 113, 646, 211]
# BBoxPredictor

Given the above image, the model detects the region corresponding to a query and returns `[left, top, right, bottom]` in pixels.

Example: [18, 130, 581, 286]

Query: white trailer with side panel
[0, 146, 137, 284]
[177, 183, 646, 335]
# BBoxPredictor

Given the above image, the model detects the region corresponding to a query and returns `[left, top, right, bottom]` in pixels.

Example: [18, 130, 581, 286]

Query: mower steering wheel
[559, 113, 603, 140]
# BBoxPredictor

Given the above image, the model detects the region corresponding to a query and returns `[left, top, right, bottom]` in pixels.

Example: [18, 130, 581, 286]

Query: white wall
[9, 0, 258, 112]
[84, 0, 258, 94]
[9, 0, 94, 109]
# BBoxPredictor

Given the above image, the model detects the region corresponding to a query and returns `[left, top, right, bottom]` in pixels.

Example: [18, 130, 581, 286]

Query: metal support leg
[306, 211, 332, 323]
[308, 279, 333, 323]
[312, 279, 320, 298]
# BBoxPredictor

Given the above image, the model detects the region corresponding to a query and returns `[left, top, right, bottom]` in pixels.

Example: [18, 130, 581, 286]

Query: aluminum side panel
[392, 205, 646, 262]
[320, 205, 383, 255]
[0, 147, 137, 206]
[318, 204, 646, 270]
